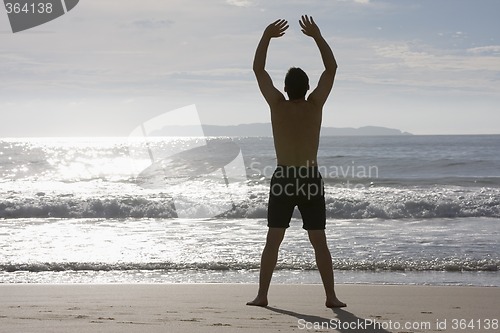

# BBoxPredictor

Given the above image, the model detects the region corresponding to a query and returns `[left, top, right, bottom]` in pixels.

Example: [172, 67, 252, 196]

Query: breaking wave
[1, 258, 497, 273]
[1, 185, 499, 219]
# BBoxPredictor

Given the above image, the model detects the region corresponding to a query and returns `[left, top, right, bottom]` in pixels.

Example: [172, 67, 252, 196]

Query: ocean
[0, 135, 499, 286]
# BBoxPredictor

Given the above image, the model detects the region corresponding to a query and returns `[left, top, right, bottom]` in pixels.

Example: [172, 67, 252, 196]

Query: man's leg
[247, 227, 286, 307]
[307, 229, 346, 308]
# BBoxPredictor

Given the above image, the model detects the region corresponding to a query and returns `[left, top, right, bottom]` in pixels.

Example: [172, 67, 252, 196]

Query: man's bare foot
[326, 296, 347, 308]
[246, 296, 268, 307]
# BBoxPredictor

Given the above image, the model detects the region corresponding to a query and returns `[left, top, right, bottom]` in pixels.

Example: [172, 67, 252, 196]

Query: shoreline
[2, 263, 498, 286]
[1, 283, 498, 332]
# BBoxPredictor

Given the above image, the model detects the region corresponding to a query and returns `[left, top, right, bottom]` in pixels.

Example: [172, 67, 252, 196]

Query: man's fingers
[271, 19, 287, 27]
[266, 19, 288, 37]
[279, 21, 288, 28]
[278, 20, 288, 35]
[279, 27, 289, 36]
[269, 19, 287, 33]
[300, 15, 314, 29]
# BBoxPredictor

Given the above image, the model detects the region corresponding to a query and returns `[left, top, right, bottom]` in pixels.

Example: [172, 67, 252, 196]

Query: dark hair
[284, 67, 309, 100]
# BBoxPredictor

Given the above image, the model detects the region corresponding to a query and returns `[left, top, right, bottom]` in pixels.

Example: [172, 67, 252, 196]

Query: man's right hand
[264, 19, 289, 38]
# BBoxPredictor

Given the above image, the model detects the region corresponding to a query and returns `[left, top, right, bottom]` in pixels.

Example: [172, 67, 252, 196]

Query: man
[247, 15, 346, 308]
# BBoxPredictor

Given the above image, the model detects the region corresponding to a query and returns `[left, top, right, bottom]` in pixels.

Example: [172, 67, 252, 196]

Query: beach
[1, 283, 499, 333]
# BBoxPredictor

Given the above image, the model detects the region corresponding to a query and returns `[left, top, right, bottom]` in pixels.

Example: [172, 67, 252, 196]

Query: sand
[0, 284, 499, 333]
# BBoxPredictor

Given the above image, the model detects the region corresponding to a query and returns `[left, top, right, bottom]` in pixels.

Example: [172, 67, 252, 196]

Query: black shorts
[267, 165, 326, 230]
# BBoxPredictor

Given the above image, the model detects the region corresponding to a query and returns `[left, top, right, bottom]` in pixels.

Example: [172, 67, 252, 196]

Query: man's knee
[307, 229, 328, 249]
[266, 228, 286, 247]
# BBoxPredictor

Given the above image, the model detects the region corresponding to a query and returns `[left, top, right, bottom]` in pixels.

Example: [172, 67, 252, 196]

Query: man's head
[284, 67, 309, 100]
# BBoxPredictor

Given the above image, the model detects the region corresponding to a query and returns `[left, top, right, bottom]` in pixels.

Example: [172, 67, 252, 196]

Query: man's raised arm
[253, 19, 288, 106]
[300, 15, 337, 107]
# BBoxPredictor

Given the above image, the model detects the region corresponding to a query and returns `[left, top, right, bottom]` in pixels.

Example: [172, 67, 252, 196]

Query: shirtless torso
[271, 99, 322, 167]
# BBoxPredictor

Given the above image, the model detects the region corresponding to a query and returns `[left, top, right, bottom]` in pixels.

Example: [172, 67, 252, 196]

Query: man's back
[270, 99, 322, 166]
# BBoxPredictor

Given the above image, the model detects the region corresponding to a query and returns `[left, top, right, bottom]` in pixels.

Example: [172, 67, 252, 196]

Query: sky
[1, 0, 499, 136]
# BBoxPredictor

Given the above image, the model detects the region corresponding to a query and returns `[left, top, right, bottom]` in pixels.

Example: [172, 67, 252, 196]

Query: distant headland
[150, 123, 412, 137]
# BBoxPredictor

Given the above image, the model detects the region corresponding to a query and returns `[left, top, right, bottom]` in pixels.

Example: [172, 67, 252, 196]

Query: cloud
[374, 42, 500, 72]
[226, 0, 253, 7]
[168, 67, 252, 78]
[128, 19, 174, 30]
[467, 45, 500, 56]
[337, 0, 370, 4]
[328, 38, 500, 95]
